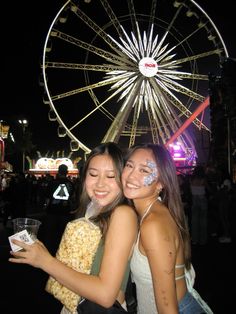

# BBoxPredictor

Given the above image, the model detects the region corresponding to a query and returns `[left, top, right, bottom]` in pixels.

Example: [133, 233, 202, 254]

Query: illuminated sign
[139, 57, 158, 77]
[35, 157, 74, 170]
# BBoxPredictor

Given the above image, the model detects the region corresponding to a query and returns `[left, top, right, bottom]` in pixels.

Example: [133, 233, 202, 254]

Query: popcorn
[45, 218, 102, 314]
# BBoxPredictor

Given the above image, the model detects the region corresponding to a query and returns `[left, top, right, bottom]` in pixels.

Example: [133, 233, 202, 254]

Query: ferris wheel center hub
[139, 57, 158, 77]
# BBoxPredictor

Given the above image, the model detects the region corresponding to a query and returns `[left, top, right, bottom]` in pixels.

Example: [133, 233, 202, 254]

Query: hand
[9, 239, 53, 269]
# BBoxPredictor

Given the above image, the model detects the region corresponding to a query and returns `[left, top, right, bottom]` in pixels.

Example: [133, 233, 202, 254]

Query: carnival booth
[29, 157, 79, 177]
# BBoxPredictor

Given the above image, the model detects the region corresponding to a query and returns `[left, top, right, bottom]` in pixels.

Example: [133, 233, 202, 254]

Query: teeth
[126, 183, 139, 189]
[95, 191, 108, 195]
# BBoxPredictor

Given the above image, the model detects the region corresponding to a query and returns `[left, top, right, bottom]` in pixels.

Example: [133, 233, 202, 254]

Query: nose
[96, 174, 106, 187]
[124, 166, 136, 180]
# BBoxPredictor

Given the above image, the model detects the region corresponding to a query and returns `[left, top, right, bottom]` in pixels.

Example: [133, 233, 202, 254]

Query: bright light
[18, 119, 28, 172]
[186, 10, 194, 17]
[173, 145, 181, 151]
[18, 119, 28, 126]
[173, 1, 182, 8]
[35, 157, 74, 170]
[173, 152, 181, 157]
[10, 133, 15, 142]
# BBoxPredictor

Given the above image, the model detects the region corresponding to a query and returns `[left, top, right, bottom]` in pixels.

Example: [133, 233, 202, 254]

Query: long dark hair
[78, 142, 126, 237]
[124, 143, 191, 268]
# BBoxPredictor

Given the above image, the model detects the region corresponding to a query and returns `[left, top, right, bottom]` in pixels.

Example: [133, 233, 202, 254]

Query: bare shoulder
[107, 204, 138, 247]
[108, 204, 138, 236]
[112, 204, 137, 220]
[140, 203, 177, 245]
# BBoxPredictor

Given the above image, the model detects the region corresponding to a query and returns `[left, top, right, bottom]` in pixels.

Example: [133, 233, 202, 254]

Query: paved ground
[0, 209, 234, 314]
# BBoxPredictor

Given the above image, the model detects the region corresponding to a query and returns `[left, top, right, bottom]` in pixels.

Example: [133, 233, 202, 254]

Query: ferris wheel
[42, 0, 228, 161]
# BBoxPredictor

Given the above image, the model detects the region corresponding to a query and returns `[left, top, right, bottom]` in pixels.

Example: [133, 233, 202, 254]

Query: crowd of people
[177, 164, 235, 245]
[1, 141, 235, 313]
[0, 170, 80, 224]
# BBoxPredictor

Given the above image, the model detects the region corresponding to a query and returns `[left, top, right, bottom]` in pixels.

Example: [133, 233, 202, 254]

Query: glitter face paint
[143, 160, 158, 186]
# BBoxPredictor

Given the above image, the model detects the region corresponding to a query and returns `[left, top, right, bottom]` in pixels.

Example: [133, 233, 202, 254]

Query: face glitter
[143, 160, 158, 186]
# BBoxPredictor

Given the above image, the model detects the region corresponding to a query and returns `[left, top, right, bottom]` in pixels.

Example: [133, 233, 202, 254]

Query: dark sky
[1, 0, 236, 159]
[2, 0, 72, 155]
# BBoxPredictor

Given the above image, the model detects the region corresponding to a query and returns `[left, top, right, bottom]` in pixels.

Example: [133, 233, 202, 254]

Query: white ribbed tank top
[130, 200, 185, 314]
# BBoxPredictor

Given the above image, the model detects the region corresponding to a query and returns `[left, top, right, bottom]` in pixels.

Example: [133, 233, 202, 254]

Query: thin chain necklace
[140, 199, 156, 225]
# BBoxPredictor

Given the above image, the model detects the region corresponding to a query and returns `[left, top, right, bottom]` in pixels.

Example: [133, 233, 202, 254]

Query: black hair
[58, 164, 68, 176]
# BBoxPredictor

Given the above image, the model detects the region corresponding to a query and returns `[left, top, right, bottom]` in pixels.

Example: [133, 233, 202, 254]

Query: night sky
[1, 0, 236, 161]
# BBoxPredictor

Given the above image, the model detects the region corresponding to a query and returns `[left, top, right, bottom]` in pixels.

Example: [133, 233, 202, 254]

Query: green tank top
[90, 239, 130, 292]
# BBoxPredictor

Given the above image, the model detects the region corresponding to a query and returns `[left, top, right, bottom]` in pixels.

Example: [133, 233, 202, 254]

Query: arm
[9, 204, 137, 307]
[141, 212, 178, 314]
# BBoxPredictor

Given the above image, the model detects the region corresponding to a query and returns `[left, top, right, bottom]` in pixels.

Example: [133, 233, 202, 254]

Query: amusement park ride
[41, 0, 229, 169]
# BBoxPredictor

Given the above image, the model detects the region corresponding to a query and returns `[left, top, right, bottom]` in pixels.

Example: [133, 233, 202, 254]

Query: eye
[107, 175, 116, 179]
[125, 162, 133, 168]
[88, 171, 97, 177]
[140, 168, 150, 174]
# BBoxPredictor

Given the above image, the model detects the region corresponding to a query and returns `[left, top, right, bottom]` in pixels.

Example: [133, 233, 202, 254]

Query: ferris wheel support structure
[166, 96, 210, 147]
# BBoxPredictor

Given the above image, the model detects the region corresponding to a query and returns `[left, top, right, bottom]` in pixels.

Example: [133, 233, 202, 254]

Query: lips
[125, 182, 140, 189]
[94, 190, 109, 198]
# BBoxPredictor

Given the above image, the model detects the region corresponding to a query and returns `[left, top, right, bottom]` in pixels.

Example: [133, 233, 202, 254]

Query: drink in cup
[8, 218, 41, 252]
[9, 218, 42, 252]
[12, 218, 41, 241]
[12, 217, 41, 241]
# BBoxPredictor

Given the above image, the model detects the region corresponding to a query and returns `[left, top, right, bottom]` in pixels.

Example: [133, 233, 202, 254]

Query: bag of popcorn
[45, 217, 102, 314]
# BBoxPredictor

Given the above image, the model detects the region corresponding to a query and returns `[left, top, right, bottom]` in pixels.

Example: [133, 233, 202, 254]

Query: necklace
[140, 199, 156, 225]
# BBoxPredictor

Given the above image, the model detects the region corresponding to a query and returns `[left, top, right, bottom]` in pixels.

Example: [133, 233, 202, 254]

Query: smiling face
[85, 154, 121, 207]
[122, 148, 162, 201]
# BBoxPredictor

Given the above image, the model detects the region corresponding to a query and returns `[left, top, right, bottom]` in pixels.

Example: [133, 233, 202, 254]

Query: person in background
[218, 170, 232, 243]
[189, 165, 209, 245]
[42, 164, 76, 255]
[11, 172, 28, 218]
[177, 173, 192, 227]
[0, 173, 9, 191]
[9, 142, 137, 313]
[122, 143, 213, 314]
[205, 164, 221, 238]
[0, 173, 14, 226]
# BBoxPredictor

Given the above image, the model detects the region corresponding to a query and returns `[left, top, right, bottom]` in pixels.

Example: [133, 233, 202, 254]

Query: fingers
[8, 240, 48, 267]
[8, 257, 23, 263]
[9, 257, 26, 263]
[11, 239, 29, 250]
[12, 238, 42, 249]
[9, 250, 26, 263]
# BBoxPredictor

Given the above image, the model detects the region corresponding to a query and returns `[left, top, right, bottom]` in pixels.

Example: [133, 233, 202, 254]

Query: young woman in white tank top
[122, 144, 213, 314]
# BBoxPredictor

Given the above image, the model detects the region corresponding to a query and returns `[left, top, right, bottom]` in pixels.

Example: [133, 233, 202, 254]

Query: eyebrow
[88, 167, 115, 172]
[127, 159, 153, 169]
[142, 164, 153, 170]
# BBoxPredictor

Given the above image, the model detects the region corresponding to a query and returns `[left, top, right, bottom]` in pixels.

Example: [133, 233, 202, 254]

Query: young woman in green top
[9, 142, 138, 313]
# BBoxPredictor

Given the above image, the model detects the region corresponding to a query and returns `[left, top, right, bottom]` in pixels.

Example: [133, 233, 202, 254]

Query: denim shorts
[178, 291, 206, 314]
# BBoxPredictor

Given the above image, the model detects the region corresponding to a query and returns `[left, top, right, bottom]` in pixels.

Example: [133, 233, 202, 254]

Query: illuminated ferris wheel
[42, 0, 228, 160]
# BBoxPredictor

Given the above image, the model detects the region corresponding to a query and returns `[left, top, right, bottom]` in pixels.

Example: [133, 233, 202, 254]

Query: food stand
[28, 157, 79, 177]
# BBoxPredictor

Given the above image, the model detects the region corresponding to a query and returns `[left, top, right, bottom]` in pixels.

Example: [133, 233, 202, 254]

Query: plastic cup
[12, 217, 42, 241]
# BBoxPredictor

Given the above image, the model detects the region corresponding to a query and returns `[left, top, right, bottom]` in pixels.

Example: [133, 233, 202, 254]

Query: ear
[155, 182, 163, 194]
